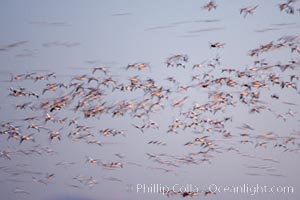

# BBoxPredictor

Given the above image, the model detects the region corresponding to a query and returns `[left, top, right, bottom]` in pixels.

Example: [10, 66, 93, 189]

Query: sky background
[0, 0, 300, 200]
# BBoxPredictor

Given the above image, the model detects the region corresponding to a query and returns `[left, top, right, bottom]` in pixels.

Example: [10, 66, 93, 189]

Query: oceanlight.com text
[136, 183, 294, 196]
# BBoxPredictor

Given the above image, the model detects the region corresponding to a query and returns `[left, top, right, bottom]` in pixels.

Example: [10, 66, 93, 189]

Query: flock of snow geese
[1, 0, 300, 199]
